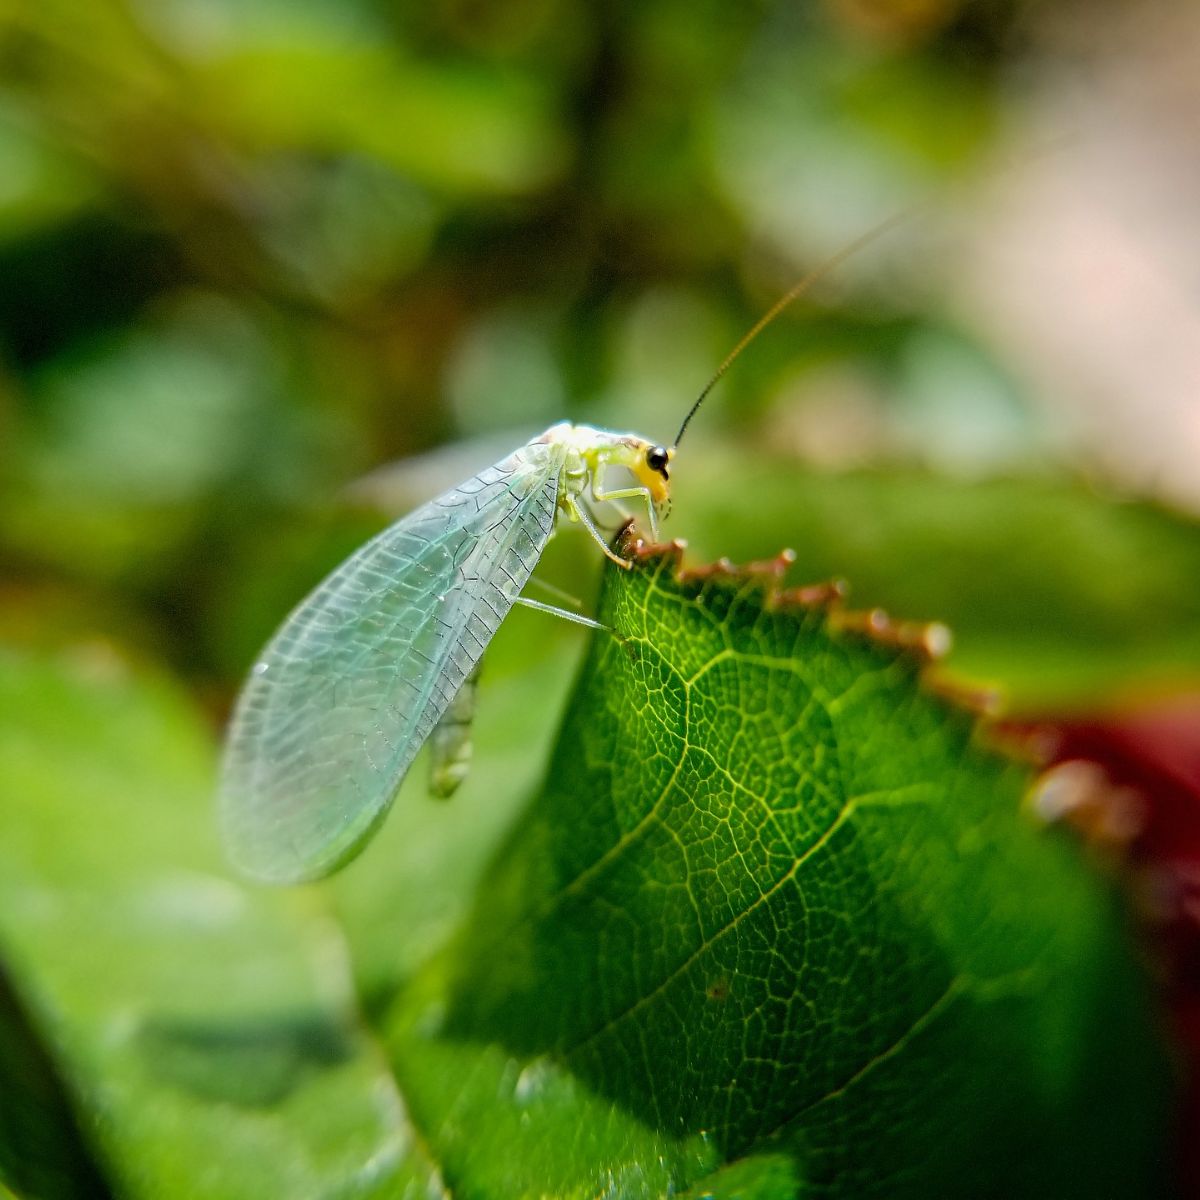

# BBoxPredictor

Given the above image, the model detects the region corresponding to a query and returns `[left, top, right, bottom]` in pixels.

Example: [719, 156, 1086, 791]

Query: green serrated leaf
[389, 542, 1172, 1197]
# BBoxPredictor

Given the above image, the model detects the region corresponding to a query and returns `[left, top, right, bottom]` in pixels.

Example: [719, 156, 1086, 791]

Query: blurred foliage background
[3, 1, 1200, 1194]
[2, 0, 1199, 720]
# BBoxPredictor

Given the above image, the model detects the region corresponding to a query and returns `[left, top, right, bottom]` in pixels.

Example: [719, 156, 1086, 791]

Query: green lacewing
[218, 422, 677, 882]
[218, 210, 912, 883]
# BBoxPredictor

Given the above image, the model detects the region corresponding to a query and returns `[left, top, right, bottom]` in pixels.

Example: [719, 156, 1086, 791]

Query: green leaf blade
[435, 544, 1172, 1195]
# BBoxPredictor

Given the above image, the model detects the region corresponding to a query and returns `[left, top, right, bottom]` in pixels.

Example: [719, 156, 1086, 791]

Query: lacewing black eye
[646, 445, 670, 474]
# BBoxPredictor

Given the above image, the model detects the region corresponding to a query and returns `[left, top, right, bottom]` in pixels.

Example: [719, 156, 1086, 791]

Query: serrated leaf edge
[618, 529, 1001, 719]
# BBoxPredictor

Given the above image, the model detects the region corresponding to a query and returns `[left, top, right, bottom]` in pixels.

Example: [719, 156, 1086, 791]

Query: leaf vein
[559, 783, 939, 1059]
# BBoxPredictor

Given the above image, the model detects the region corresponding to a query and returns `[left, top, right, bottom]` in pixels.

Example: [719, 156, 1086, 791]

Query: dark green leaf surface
[0, 964, 109, 1200]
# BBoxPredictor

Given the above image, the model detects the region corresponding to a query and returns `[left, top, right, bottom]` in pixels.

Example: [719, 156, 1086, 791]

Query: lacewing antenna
[672, 205, 921, 450]
[672, 131, 1081, 450]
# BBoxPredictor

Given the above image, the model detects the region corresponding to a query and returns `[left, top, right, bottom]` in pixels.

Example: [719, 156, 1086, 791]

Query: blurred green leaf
[3, 291, 359, 587]
[200, 45, 568, 195]
[0, 964, 109, 1200]
[0, 647, 438, 1199]
[0, 106, 99, 246]
[671, 454, 1200, 711]
[712, 21, 993, 263]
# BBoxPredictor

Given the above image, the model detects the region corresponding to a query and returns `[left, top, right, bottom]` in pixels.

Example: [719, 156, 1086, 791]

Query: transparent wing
[219, 440, 563, 882]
